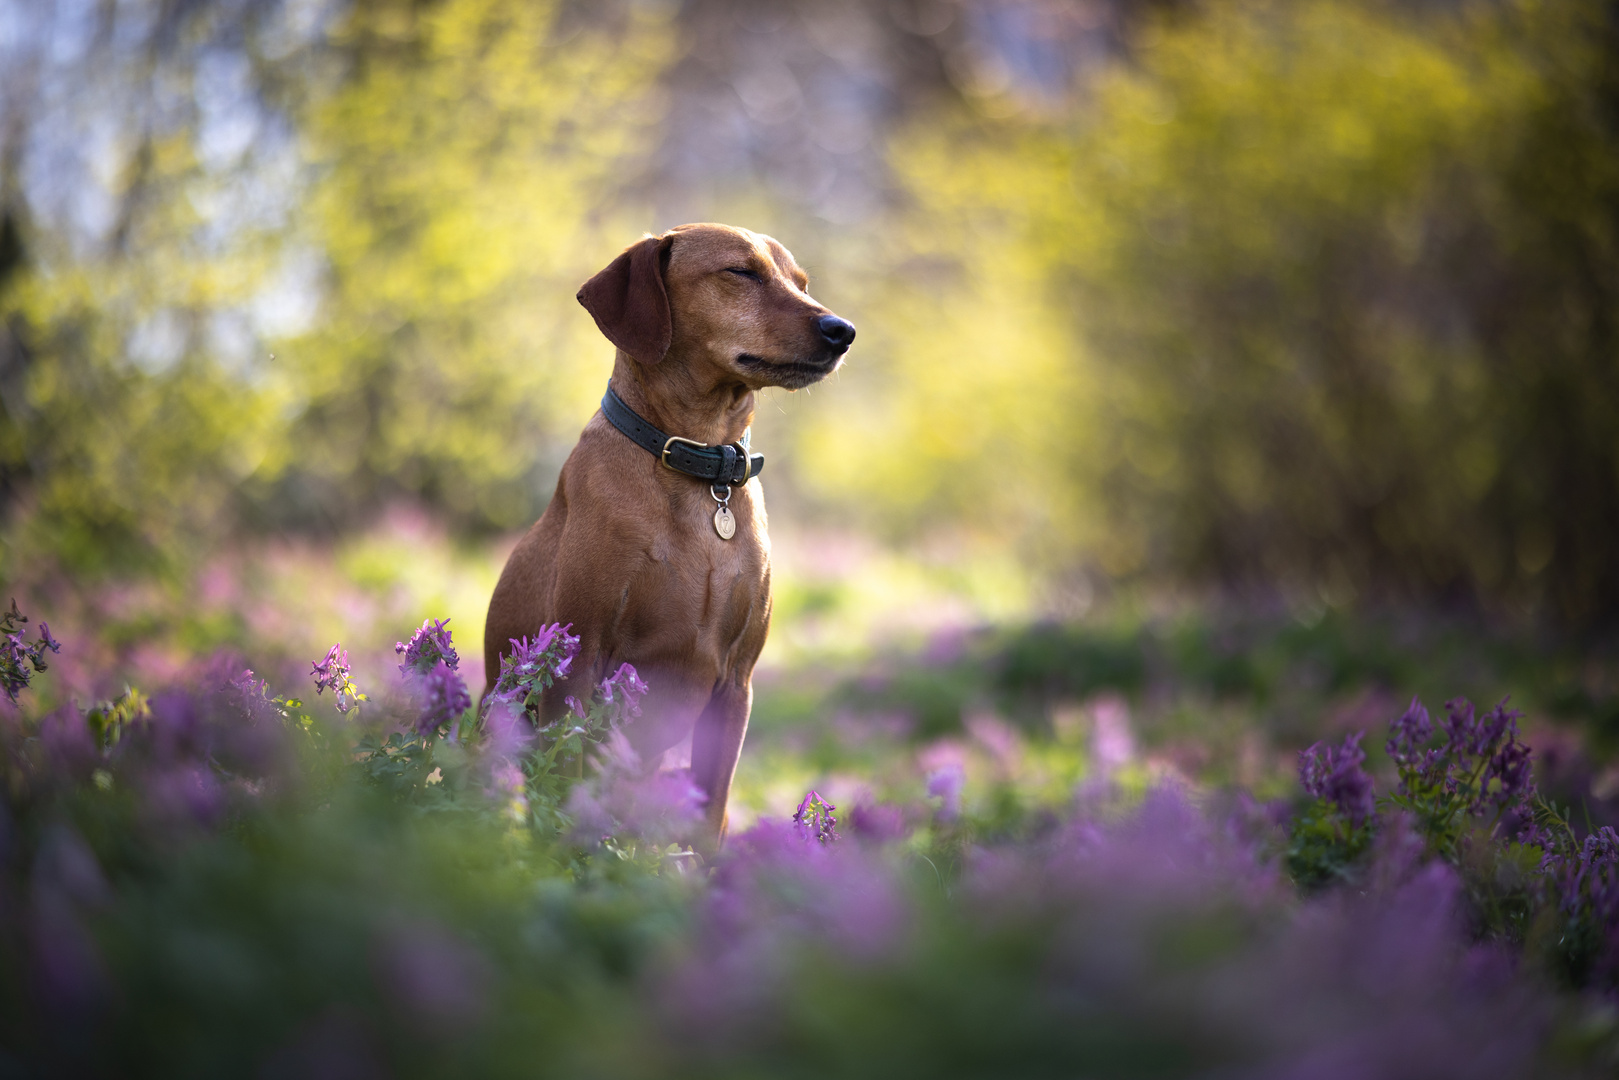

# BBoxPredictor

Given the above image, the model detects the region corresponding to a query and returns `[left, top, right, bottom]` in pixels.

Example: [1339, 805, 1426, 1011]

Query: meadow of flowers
[3, 600, 1619, 1078]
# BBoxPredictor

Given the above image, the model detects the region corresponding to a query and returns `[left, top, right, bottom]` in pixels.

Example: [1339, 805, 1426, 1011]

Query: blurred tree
[1479, 1, 1619, 626]
[263, 0, 671, 532]
[0, 0, 304, 574]
[1051, 0, 1530, 602]
[795, 126, 1094, 562]
[825, 0, 1619, 626]
[0, 0, 669, 578]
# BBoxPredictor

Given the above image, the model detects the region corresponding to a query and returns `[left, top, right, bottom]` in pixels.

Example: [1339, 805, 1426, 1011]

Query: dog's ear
[576, 234, 672, 365]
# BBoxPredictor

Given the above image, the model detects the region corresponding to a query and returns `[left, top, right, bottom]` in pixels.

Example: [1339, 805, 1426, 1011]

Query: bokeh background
[2, 0, 1618, 822]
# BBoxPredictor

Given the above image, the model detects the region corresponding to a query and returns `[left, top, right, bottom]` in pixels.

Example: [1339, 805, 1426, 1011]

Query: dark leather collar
[601, 384, 764, 486]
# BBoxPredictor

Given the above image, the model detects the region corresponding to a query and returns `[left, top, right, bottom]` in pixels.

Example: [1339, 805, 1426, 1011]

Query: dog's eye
[725, 267, 763, 282]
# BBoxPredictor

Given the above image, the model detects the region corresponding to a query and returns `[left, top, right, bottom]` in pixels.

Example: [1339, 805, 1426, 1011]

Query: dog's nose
[818, 315, 856, 351]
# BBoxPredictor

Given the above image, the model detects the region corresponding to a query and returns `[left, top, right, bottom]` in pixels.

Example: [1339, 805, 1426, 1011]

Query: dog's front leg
[690, 680, 752, 853]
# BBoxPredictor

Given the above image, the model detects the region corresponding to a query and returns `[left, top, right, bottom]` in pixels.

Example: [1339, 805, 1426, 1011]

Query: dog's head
[577, 223, 855, 390]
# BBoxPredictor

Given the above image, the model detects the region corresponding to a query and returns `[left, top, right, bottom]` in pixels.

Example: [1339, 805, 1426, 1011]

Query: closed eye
[725, 267, 763, 282]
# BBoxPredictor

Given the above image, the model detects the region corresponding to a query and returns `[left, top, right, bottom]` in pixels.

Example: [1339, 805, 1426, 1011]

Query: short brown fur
[483, 223, 853, 850]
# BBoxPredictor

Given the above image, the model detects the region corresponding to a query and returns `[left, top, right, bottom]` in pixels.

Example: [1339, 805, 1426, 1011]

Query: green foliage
[75, 786, 688, 1077]
[354, 729, 452, 799]
[817, 0, 1619, 623]
[1044, 0, 1544, 598]
[1536, 801, 1619, 990]
[283, 0, 673, 531]
[1284, 796, 1373, 891]
[0, 122, 290, 576]
[1387, 763, 1498, 869]
[1459, 828, 1544, 951]
[84, 688, 151, 754]
[0, 0, 671, 578]
[1284, 694, 1557, 946]
[811, 611, 1617, 749]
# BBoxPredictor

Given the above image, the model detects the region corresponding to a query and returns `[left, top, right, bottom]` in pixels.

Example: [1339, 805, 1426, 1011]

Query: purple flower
[1442, 696, 1475, 751]
[1486, 735, 1534, 808]
[487, 758, 529, 821]
[1474, 700, 1535, 808]
[310, 644, 361, 714]
[490, 760, 526, 797]
[793, 790, 838, 844]
[483, 702, 534, 762]
[224, 667, 282, 728]
[144, 763, 226, 825]
[229, 668, 269, 702]
[926, 764, 965, 821]
[490, 624, 579, 719]
[0, 606, 62, 704]
[413, 660, 471, 739]
[565, 729, 705, 846]
[539, 623, 578, 678]
[848, 803, 907, 843]
[1224, 791, 1293, 859]
[700, 816, 907, 961]
[480, 703, 535, 820]
[1299, 732, 1376, 828]
[1545, 826, 1619, 984]
[599, 662, 649, 719]
[1552, 827, 1619, 919]
[310, 645, 347, 693]
[0, 635, 31, 703]
[1386, 695, 1432, 767]
[396, 617, 459, 676]
[1442, 696, 1519, 759]
[1391, 696, 1539, 843]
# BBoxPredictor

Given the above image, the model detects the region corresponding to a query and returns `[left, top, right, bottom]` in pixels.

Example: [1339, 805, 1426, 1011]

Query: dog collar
[601, 384, 764, 486]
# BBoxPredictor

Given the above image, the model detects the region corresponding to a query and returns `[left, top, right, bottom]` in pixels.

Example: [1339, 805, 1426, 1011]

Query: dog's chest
[624, 483, 769, 660]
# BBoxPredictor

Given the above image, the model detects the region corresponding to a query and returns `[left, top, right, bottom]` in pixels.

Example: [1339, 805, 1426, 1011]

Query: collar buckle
[661, 435, 708, 471]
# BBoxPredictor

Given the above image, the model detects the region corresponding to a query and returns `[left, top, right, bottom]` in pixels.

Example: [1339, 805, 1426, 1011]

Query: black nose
[818, 315, 856, 350]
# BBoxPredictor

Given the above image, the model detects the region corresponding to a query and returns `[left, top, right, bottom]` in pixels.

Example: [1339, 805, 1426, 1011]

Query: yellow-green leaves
[291, 0, 672, 527]
[822, 0, 1619, 619]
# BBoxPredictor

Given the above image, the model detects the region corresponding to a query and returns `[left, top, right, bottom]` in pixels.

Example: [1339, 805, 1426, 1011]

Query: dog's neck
[610, 354, 756, 447]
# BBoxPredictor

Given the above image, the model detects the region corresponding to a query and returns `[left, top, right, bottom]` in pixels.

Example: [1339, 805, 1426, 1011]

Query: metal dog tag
[713, 505, 736, 540]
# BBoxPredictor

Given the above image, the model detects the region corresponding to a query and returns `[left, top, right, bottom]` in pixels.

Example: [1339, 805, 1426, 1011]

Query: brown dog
[483, 223, 855, 847]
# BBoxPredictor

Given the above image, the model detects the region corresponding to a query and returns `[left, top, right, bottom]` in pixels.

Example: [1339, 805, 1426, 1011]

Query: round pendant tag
[713, 505, 736, 540]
